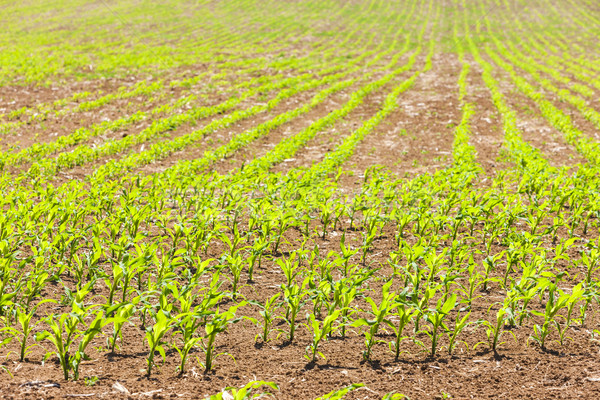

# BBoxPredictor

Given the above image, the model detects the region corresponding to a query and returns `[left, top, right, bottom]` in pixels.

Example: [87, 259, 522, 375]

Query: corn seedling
[145, 309, 174, 376]
[304, 309, 342, 363]
[247, 293, 281, 343]
[205, 381, 279, 400]
[352, 280, 396, 361]
[200, 301, 245, 372]
[417, 294, 457, 357]
[314, 383, 365, 400]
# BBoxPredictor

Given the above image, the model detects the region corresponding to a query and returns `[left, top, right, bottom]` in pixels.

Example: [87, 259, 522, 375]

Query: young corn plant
[474, 305, 516, 353]
[145, 309, 174, 376]
[314, 383, 365, 400]
[281, 280, 308, 343]
[36, 309, 106, 381]
[248, 237, 270, 282]
[482, 252, 503, 292]
[304, 309, 342, 364]
[530, 283, 571, 350]
[219, 227, 247, 258]
[410, 285, 438, 335]
[387, 302, 415, 361]
[200, 301, 245, 372]
[453, 263, 486, 310]
[107, 301, 137, 353]
[581, 249, 600, 286]
[330, 270, 372, 338]
[272, 210, 294, 253]
[444, 310, 473, 355]
[103, 257, 125, 310]
[205, 381, 279, 400]
[71, 312, 106, 381]
[339, 232, 358, 277]
[247, 293, 281, 343]
[4, 304, 52, 361]
[554, 283, 584, 346]
[352, 280, 396, 361]
[579, 286, 598, 328]
[319, 202, 335, 240]
[361, 214, 381, 264]
[224, 254, 245, 299]
[308, 276, 332, 320]
[278, 252, 302, 287]
[36, 283, 106, 380]
[172, 315, 203, 375]
[424, 249, 448, 285]
[21, 269, 49, 310]
[418, 294, 457, 357]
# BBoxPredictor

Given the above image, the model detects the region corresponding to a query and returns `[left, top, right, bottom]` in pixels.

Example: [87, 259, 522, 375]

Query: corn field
[1, 0, 600, 398]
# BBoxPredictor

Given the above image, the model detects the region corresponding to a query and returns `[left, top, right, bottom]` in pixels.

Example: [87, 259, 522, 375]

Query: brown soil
[0, 79, 124, 115]
[268, 69, 410, 174]
[488, 56, 586, 167]
[182, 78, 367, 176]
[464, 58, 506, 177]
[338, 53, 462, 183]
[127, 81, 343, 178]
[130, 54, 411, 178]
[491, 48, 600, 147]
[0, 66, 289, 157]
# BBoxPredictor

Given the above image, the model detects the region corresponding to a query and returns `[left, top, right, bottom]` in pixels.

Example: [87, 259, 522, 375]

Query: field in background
[1, 0, 600, 398]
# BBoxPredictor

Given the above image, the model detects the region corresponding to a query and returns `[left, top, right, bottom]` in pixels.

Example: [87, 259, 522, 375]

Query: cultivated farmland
[1, 0, 600, 398]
